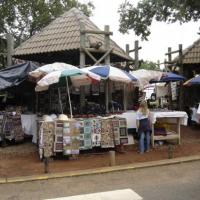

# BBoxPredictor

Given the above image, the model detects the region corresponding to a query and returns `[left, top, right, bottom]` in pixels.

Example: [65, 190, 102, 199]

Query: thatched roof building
[13, 8, 132, 65]
[174, 37, 200, 65]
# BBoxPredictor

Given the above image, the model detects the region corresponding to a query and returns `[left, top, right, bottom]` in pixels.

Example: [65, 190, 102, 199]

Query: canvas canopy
[0, 62, 38, 90]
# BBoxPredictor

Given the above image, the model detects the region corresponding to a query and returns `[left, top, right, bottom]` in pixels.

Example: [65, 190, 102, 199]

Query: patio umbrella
[183, 75, 200, 86]
[82, 65, 137, 83]
[130, 69, 163, 89]
[35, 68, 101, 118]
[82, 65, 138, 112]
[29, 62, 76, 80]
[149, 72, 185, 83]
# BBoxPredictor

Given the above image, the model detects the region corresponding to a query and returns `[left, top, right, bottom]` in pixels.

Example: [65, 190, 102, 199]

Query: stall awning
[0, 62, 38, 90]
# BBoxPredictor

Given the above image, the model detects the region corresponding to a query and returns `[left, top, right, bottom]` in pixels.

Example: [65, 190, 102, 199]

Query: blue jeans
[139, 131, 150, 153]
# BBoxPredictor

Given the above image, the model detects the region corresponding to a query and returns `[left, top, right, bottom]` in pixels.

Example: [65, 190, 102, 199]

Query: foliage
[139, 60, 160, 70]
[0, 0, 94, 45]
[118, 0, 200, 40]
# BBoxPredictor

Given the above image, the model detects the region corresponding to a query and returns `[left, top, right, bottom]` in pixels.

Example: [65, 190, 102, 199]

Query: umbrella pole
[123, 83, 127, 111]
[105, 80, 109, 113]
[66, 78, 73, 118]
[58, 88, 63, 114]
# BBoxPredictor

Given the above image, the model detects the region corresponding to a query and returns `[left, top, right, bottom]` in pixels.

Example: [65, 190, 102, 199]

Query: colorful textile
[112, 119, 120, 145]
[77, 119, 92, 150]
[42, 122, 55, 158]
[118, 118, 128, 145]
[4, 114, 24, 142]
[54, 122, 64, 152]
[101, 119, 114, 148]
[63, 120, 80, 155]
[91, 118, 101, 147]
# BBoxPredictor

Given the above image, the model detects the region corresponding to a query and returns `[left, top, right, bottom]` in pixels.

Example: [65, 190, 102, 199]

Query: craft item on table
[63, 120, 80, 156]
[12, 115, 24, 142]
[4, 115, 14, 141]
[112, 119, 120, 145]
[120, 137, 128, 144]
[3, 113, 25, 142]
[78, 119, 92, 150]
[78, 120, 85, 150]
[154, 127, 167, 136]
[118, 118, 128, 144]
[91, 118, 101, 147]
[42, 121, 55, 158]
[101, 119, 114, 148]
[54, 122, 64, 152]
[38, 123, 44, 160]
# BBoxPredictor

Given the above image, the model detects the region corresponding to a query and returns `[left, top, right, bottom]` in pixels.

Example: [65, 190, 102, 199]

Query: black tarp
[0, 61, 38, 90]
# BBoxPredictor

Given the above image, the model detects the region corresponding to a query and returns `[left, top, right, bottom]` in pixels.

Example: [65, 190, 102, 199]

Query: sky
[80, 0, 200, 67]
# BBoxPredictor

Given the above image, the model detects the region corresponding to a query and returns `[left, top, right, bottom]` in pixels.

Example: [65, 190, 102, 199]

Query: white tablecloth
[114, 110, 137, 129]
[150, 111, 188, 126]
[21, 114, 37, 143]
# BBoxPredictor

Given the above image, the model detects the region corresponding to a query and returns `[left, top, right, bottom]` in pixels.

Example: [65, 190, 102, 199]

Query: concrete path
[45, 189, 143, 200]
[0, 160, 199, 200]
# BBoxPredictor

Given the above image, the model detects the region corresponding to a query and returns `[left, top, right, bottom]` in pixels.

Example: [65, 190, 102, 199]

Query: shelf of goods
[150, 111, 188, 147]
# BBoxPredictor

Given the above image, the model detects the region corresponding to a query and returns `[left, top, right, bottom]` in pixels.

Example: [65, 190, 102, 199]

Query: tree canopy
[118, 0, 200, 40]
[139, 60, 160, 70]
[0, 0, 94, 45]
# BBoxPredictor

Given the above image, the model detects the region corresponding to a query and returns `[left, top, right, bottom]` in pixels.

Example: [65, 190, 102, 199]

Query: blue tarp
[0, 61, 38, 90]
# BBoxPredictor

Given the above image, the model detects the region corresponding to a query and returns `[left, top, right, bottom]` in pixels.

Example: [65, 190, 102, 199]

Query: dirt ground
[0, 125, 200, 178]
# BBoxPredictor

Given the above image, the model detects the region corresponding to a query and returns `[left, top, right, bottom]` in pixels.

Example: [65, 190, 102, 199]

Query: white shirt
[136, 110, 149, 120]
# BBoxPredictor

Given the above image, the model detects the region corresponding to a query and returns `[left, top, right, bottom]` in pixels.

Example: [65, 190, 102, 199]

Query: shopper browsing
[136, 101, 151, 154]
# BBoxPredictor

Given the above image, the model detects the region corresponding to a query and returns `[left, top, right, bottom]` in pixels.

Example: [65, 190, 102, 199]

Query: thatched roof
[13, 8, 133, 65]
[173, 37, 200, 64]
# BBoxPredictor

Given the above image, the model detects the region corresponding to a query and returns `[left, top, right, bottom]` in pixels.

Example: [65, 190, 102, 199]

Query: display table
[150, 111, 188, 147]
[21, 114, 37, 143]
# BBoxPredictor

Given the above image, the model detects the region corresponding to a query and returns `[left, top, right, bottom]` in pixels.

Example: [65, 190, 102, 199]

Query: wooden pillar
[178, 44, 183, 110]
[126, 44, 130, 56]
[80, 22, 86, 112]
[134, 40, 139, 69]
[167, 47, 172, 65]
[104, 25, 111, 113]
[6, 34, 14, 66]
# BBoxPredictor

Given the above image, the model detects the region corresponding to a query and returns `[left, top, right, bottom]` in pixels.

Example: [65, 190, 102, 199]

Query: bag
[138, 118, 150, 133]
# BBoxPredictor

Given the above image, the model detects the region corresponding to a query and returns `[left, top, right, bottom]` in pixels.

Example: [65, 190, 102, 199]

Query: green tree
[0, 0, 94, 45]
[139, 60, 160, 70]
[118, 0, 200, 40]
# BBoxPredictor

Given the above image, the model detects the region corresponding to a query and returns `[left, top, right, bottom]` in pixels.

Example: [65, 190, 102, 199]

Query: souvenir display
[91, 118, 101, 147]
[43, 121, 55, 158]
[101, 119, 115, 148]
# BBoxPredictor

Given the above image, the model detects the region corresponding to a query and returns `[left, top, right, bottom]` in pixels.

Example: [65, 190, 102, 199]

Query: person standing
[136, 101, 151, 154]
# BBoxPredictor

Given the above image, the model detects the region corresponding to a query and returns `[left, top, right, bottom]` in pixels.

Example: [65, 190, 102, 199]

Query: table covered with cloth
[21, 114, 37, 143]
[150, 111, 188, 125]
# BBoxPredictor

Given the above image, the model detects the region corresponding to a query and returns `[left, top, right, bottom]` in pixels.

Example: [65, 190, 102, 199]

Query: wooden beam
[94, 48, 113, 66]
[134, 40, 139, 69]
[80, 22, 86, 110]
[80, 30, 113, 35]
[128, 46, 142, 53]
[165, 49, 180, 55]
[82, 47, 97, 62]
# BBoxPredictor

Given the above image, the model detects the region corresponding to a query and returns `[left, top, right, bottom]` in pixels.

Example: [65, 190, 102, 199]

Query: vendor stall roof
[173, 37, 200, 64]
[13, 8, 133, 65]
[0, 61, 38, 90]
